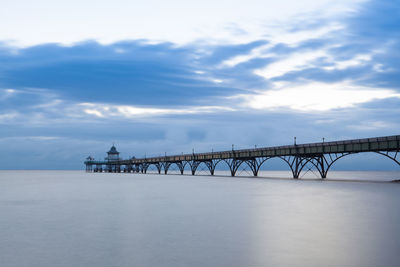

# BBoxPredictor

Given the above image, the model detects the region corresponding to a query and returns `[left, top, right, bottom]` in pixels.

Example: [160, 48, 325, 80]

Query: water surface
[1, 171, 399, 267]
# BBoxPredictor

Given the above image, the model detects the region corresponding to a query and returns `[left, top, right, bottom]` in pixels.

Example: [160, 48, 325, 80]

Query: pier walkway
[85, 135, 400, 179]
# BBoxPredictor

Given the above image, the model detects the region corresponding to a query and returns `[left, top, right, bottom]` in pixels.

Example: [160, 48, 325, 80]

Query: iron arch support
[135, 163, 143, 173]
[204, 161, 215, 176]
[163, 162, 172, 174]
[308, 153, 354, 179]
[165, 162, 184, 175]
[175, 161, 185, 175]
[204, 159, 222, 176]
[136, 164, 142, 173]
[244, 157, 272, 177]
[142, 163, 149, 174]
[279, 156, 314, 179]
[223, 159, 246, 177]
[190, 160, 218, 176]
[375, 151, 400, 166]
[187, 160, 201, 175]
[143, 163, 161, 174]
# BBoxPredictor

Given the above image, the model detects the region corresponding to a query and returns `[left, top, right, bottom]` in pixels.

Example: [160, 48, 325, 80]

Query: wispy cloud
[220, 22, 344, 68]
[0, 136, 60, 141]
[254, 49, 329, 79]
[0, 88, 18, 100]
[0, 112, 19, 122]
[347, 120, 395, 131]
[79, 103, 235, 118]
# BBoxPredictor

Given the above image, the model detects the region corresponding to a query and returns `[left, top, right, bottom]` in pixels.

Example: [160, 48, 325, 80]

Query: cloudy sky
[1, 0, 399, 170]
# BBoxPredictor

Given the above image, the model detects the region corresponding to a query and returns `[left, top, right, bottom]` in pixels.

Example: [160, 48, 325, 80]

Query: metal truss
[279, 156, 314, 179]
[244, 157, 271, 176]
[187, 160, 221, 176]
[309, 153, 353, 179]
[375, 151, 400, 166]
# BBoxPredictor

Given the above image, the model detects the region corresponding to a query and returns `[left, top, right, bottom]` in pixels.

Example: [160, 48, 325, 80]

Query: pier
[85, 135, 400, 179]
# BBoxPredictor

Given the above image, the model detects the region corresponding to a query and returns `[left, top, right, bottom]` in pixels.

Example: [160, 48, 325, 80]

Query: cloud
[233, 81, 400, 111]
[0, 88, 18, 100]
[0, 87, 236, 127]
[254, 49, 328, 79]
[0, 136, 60, 141]
[0, 0, 365, 47]
[0, 112, 19, 122]
[0, 41, 244, 106]
[323, 54, 371, 71]
[347, 120, 394, 131]
[79, 103, 235, 118]
[218, 23, 345, 68]
[253, 49, 376, 80]
[219, 43, 275, 68]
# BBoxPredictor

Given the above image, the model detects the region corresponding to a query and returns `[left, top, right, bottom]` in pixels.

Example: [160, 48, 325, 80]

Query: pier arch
[164, 162, 185, 175]
[143, 163, 162, 174]
[308, 151, 400, 179]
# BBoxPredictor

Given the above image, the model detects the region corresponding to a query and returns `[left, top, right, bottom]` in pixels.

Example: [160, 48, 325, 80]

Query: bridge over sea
[85, 135, 400, 179]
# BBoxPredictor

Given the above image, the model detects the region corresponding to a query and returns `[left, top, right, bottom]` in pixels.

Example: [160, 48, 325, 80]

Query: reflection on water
[0, 171, 399, 267]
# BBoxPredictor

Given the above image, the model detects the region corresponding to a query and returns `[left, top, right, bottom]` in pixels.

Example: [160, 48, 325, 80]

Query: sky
[0, 0, 399, 170]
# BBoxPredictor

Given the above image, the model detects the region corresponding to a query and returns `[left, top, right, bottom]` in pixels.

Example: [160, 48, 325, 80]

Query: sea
[1, 170, 400, 267]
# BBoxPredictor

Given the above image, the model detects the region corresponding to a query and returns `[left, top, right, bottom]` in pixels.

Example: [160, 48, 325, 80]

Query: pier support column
[178, 162, 184, 175]
[156, 163, 161, 174]
[189, 161, 200, 175]
[163, 162, 171, 174]
[223, 159, 242, 177]
[244, 157, 271, 177]
[204, 160, 218, 176]
[280, 156, 309, 179]
[310, 153, 352, 179]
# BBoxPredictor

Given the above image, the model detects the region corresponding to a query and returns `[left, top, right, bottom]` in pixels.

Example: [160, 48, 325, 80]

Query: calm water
[1, 170, 400, 267]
